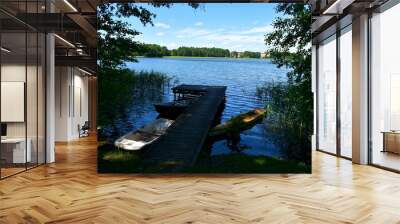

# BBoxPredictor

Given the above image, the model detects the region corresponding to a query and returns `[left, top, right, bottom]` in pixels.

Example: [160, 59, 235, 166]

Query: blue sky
[126, 4, 280, 52]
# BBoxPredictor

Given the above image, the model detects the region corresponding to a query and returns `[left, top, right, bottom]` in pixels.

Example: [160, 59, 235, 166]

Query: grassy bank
[98, 144, 173, 173]
[186, 154, 310, 173]
[98, 143, 310, 174]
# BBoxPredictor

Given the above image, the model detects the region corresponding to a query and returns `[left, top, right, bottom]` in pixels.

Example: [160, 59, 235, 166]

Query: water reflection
[102, 57, 289, 159]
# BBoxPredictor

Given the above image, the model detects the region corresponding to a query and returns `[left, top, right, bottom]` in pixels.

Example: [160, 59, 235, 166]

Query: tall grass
[98, 68, 170, 131]
[255, 81, 287, 104]
[256, 81, 312, 165]
[132, 70, 171, 97]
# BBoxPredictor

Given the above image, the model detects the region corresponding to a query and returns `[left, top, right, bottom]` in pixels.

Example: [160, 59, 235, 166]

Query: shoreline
[137, 56, 268, 60]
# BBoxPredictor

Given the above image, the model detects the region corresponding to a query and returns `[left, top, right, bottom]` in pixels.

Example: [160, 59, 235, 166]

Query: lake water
[116, 57, 288, 158]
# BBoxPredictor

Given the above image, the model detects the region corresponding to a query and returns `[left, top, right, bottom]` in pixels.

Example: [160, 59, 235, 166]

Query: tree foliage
[241, 51, 261, 58]
[97, 3, 197, 129]
[139, 44, 263, 58]
[98, 4, 150, 69]
[97, 2, 198, 69]
[141, 45, 232, 58]
[262, 4, 312, 165]
[265, 4, 311, 83]
[142, 44, 170, 57]
[173, 46, 230, 57]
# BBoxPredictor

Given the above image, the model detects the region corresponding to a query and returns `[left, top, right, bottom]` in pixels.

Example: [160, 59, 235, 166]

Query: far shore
[137, 56, 268, 59]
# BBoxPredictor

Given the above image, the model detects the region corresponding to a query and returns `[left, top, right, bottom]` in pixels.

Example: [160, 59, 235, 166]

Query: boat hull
[114, 118, 174, 150]
[154, 103, 187, 119]
[154, 99, 192, 119]
[209, 109, 266, 138]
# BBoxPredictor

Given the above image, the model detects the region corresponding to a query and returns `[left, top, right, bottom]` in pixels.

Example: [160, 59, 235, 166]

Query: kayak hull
[209, 108, 266, 138]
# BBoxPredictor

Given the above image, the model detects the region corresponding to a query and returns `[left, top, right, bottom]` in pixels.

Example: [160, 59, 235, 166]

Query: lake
[107, 57, 288, 159]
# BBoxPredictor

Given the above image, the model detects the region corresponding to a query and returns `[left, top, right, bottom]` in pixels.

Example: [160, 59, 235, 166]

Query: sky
[125, 4, 280, 52]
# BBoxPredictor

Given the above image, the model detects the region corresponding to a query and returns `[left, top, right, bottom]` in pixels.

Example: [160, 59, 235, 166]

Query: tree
[262, 4, 312, 165]
[265, 4, 311, 83]
[142, 44, 170, 57]
[98, 4, 150, 69]
[97, 2, 198, 69]
[97, 3, 198, 128]
[241, 51, 261, 58]
[172, 46, 230, 57]
[231, 51, 239, 58]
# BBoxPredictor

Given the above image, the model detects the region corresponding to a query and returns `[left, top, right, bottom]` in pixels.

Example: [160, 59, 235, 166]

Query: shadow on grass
[98, 143, 311, 174]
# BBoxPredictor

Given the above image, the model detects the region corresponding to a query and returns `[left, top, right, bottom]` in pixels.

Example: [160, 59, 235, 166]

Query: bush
[98, 68, 170, 128]
[257, 81, 312, 165]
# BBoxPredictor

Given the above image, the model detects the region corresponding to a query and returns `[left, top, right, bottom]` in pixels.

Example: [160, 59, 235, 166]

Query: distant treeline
[141, 44, 170, 57]
[231, 51, 261, 59]
[140, 44, 265, 58]
[171, 47, 230, 57]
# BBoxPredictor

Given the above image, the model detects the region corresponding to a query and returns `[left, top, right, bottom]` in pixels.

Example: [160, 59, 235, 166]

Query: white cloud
[175, 28, 212, 39]
[168, 43, 178, 49]
[203, 33, 264, 45]
[156, 32, 165, 36]
[160, 42, 179, 49]
[238, 25, 273, 34]
[154, 22, 171, 29]
[176, 27, 263, 43]
[195, 21, 204, 26]
[170, 25, 270, 51]
[176, 25, 270, 39]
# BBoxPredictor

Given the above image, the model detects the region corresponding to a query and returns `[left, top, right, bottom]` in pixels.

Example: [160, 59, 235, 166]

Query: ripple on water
[110, 58, 290, 157]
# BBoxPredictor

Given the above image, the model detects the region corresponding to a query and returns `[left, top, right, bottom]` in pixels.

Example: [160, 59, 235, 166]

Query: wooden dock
[142, 84, 226, 172]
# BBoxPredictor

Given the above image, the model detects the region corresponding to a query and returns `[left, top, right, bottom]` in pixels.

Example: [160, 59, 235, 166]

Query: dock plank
[142, 85, 226, 172]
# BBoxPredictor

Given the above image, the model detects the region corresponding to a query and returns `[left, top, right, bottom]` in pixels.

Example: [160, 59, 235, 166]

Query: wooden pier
[142, 84, 226, 172]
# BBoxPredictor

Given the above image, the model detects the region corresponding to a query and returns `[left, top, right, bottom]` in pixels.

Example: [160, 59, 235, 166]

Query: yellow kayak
[209, 108, 266, 137]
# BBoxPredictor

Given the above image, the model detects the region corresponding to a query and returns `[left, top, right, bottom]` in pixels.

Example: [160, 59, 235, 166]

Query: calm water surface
[114, 57, 288, 158]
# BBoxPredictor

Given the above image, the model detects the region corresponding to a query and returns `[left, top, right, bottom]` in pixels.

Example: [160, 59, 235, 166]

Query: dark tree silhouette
[262, 4, 312, 165]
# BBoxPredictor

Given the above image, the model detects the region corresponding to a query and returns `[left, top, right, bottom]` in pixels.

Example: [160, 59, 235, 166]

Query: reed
[98, 68, 171, 139]
[256, 81, 312, 165]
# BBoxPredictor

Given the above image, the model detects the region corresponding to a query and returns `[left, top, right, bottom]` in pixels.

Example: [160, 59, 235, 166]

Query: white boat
[114, 118, 174, 150]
